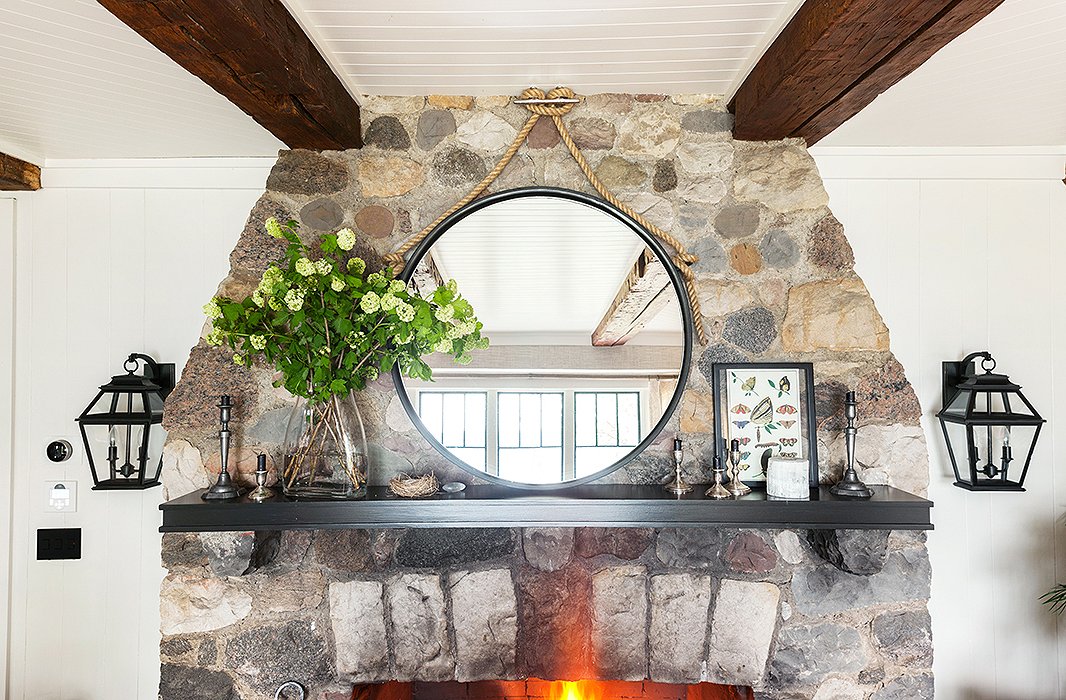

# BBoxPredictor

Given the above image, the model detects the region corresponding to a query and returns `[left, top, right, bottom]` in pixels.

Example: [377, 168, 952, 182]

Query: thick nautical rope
[385, 86, 708, 345]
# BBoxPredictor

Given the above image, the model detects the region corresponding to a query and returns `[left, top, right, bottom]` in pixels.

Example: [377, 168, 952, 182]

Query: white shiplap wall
[814, 147, 1066, 700]
[3, 159, 272, 699]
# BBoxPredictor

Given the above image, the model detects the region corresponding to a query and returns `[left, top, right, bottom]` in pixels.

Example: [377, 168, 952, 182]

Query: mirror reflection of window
[417, 392, 487, 469]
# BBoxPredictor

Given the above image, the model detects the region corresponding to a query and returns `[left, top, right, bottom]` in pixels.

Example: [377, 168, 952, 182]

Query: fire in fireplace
[349, 679, 754, 700]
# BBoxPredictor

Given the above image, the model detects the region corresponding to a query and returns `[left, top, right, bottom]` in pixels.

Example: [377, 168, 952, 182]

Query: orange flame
[546, 680, 603, 700]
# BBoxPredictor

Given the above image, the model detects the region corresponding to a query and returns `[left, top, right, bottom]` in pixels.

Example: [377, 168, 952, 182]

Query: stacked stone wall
[159, 94, 933, 700]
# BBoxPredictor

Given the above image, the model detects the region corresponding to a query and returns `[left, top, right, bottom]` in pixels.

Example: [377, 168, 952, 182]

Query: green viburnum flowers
[204, 219, 487, 404]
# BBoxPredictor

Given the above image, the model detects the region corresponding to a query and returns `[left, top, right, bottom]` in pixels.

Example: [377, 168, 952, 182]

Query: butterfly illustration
[779, 420, 796, 428]
[732, 420, 750, 430]
[776, 404, 797, 415]
[731, 403, 750, 415]
[780, 437, 798, 446]
[737, 437, 751, 445]
[767, 375, 792, 398]
[751, 397, 773, 424]
[731, 373, 757, 395]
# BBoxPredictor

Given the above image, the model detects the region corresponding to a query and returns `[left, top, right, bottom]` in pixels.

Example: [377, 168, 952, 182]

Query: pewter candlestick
[725, 438, 751, 497]
[664, 438, 693, 495]
[202, 395, 241, 500]
[249, 453, 273, 502]
[831, 390, 873, 498]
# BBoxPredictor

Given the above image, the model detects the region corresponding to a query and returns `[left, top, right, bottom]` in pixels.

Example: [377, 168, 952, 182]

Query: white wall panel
[818, 150, 1066, 700]
[6, 161, 270, 699]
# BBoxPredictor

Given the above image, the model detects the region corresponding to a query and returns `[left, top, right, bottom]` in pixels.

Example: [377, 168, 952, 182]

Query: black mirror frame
[390, 186, 694, 490]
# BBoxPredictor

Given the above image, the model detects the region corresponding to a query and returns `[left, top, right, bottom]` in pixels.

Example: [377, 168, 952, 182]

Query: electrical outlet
[44, 480, 77, 513]
[36, 528, 81, 560]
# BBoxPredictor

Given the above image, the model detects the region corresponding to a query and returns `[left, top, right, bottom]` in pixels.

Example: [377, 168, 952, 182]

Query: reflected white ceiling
[427, 195, 683, 345]
[821, 0, 1066, 147]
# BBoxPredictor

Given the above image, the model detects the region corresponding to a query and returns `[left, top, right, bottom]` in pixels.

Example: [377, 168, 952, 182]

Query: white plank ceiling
[283, 0, 796, 96]
[0, 0, 284, 163]
[1, 0, 1065, 161]
[820, 0, 1066, 147]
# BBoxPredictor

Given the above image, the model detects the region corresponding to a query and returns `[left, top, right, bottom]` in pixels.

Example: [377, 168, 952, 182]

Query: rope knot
[519, 86, 577, 117]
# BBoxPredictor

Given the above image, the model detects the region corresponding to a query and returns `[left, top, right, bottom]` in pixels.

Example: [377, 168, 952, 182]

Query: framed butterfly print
[710, 362, 818, 487]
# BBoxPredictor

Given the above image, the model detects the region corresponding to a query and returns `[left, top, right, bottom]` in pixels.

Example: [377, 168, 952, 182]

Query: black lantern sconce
[75, 353, 175, 490]
[937, 351, 1044, 491]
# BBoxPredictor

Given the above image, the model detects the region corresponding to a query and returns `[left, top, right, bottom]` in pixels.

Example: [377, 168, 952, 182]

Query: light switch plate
[44, 480, 77, 513]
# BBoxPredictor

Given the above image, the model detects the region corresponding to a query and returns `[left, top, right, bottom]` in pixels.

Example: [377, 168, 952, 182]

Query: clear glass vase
[281, 392, 368, 499]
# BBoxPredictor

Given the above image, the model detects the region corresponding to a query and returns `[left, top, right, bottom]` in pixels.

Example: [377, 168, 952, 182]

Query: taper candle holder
[830, 390, 873, 498]
[664, 438, 693, 495]
[725, 438, 751, 497]
[202, 395, 242, 501]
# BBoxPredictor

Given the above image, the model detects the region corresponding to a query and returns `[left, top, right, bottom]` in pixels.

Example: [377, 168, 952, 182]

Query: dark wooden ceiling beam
[0, 152, 41, 191]
[731, 0, 1003, 144]
[97, 0, 361, 150]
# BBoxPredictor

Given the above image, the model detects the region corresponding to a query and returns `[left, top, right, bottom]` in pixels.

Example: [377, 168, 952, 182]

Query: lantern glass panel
[941, 420, 971, 479]
[82, 421, 167, 485]
[943, 389, 971, 417]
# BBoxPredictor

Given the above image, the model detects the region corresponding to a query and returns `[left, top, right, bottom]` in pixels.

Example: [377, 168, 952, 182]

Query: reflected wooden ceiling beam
[0, 152, 40, 191]
[592, 249, 671, 347]
[411, 255, 445, 300]
[97, 0, 361, 150]
[731, 0, 1004, 144]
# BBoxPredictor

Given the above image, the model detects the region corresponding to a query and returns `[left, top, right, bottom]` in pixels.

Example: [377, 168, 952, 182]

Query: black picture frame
[711, 362, 819, 487]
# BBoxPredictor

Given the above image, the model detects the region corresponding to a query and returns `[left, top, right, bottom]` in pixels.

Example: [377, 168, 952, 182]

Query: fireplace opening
[349, 679, 754, 700]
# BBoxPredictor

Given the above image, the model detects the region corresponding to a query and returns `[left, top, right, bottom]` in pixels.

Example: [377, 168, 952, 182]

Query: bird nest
[388, 472, 440, 498]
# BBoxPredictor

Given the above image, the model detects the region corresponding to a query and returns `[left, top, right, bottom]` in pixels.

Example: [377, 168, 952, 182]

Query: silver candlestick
[705, 454, 731, 499]
[664, 438, 693, 494]
[831, 390, 873, 498]
[249, 453, 273, 502]
[725, 438, 751, 497]
[202, 395, 242, 500]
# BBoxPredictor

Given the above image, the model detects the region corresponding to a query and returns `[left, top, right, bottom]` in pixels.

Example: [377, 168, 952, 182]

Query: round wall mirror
[393, 187, 692, 489]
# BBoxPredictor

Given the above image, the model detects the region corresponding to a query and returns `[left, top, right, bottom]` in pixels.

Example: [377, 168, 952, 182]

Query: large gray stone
[199, 532, 254, 577]
[682, 109, 733, 134]
[387, 573, 454, 680]
[591, 566, 648, 680]
[396, 528, 515, 568]
[760, 229, 799, 269]
[872, 609, 933, 666]
[768, 623, 867, 688]
[159, 664, 241, 700]
[714, 204, 760, 239]
[266, 150, 348, 195]
[314, 529, 374, 573]
[653, 159, 678, 192]
[449, 569, 517, 681]
[649, 573, 712, 682]
[806, 529, 890, 575]
[416, 110, 456, 150]
[722, 307, 777, 354]
[791, 549, 931, 616]
[226, 620, 332, 691]
[330, 580, 388, 681]
[656, 528, 730, 571]
[691, 237, 727, 274]
[433, 148, 488, 188]
[872, 674, 934, 700]
[707, 579, 780, 686]
[161, 439, 210, 502]
[299, 197, 345, 231]
[574, 528, 654, 560]
[522, 528, 574, 572]
[364, 115, 411, 150]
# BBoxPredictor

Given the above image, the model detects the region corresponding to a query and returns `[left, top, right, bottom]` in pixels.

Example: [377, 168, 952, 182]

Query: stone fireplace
[159, 93, 933, 700]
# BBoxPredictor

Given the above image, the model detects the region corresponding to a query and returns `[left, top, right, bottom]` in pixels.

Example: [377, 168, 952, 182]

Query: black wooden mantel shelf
[159, 484, 932, 533]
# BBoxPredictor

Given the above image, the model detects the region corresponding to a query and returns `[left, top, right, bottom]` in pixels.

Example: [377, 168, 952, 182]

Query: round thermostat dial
[46, 440, 73, 463]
